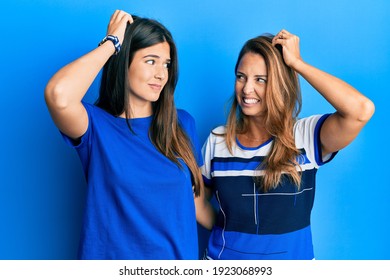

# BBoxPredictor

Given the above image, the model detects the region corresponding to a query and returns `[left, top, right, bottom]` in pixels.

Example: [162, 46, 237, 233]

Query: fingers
[110, 10, 133, 25]
[272, 29, 302, 68]
[272, 29, 296, 46]
[106, 10, 134, 44]
[272, 30, 285, 46]
[280, 29, 292, 37]
[118, 10, 134, 24]
[272, 37, 284, 47]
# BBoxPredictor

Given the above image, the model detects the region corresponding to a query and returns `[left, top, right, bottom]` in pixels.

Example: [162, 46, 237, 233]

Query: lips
[149, 84, 162, 91]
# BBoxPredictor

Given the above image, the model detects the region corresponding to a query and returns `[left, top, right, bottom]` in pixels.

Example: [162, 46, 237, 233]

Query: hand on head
[107, 10, 134, 45]
[272, 29, 302, 69]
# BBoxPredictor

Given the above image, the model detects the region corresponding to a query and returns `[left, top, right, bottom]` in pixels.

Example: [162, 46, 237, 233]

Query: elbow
[357, 98, 375, 123]
[44, 81, 71, 111]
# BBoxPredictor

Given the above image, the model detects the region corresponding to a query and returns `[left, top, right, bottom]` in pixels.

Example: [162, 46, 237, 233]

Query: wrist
[98, 35, 121, 55]
[289, 58, 305, 72]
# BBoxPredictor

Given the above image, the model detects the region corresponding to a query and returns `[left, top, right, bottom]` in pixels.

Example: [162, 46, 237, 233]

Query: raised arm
[44, 10, 133, 139]
[273, 30, 375, 157]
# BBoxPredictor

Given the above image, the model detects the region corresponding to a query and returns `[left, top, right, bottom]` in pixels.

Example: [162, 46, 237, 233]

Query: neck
[238, 117, 271, 145]
[120, 103, 153, 119]
[240, 133, 269, 142]
[246, 118, 269, 138]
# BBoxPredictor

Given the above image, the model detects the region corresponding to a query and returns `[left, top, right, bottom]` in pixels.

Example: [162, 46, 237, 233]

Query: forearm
[196, 204, 216, 230]
[194, 192, 216, 230]
[293, 59, 374, 155]
[292, 59, 374, 122]
[273, 30, 375, 155]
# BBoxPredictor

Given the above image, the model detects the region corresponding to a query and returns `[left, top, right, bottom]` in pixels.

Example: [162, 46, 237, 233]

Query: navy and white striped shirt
[201, 114, 336, 259]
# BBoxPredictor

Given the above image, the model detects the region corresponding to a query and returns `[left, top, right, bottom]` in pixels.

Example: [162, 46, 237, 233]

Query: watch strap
[98, 35, 121, 55]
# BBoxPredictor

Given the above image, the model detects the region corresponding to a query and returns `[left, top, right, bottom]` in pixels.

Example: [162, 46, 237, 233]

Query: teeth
[243, 98, 259, 104]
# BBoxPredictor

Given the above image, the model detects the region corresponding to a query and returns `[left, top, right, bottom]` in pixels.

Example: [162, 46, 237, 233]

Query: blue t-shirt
[62, 102, 202, 260]
[201, 114, 337, 260]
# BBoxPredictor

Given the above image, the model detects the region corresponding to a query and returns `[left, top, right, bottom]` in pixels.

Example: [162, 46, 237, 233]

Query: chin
[241, 107, 258, 115]
[152, 95, 161, 102]
[149, 92, 162, 102]
[241, 108, 265, 118]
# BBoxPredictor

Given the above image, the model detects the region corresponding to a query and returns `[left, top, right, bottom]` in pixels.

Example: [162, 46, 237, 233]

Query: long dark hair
[95, 17, 202, 195]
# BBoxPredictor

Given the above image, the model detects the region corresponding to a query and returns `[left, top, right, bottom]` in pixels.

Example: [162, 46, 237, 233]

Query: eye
[163, 62, 171, 69]
[236, 73, 245, 81]
[145, 59, 155, 65]
[256, 77, 267, 83]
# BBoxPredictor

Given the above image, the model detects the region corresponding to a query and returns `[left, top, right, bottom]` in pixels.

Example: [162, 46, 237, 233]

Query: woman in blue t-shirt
[200, 30, 375, 259]
[45, 10, 214, 259]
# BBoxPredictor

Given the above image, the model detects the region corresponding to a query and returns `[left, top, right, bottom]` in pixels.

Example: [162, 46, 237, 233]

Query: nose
[154, 65, 166, 80]
[242, 80, 255, 95]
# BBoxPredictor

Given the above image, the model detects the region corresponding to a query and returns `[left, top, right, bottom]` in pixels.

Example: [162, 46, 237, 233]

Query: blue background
[1, 0, 388, 259]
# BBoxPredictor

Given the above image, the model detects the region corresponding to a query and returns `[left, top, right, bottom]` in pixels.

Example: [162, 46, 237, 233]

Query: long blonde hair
[225, 34, 302, 191]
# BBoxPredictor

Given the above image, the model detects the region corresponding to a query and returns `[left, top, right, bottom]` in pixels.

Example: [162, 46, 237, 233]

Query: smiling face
[127, 41, 171, 118]
[235, 52, 268, 120]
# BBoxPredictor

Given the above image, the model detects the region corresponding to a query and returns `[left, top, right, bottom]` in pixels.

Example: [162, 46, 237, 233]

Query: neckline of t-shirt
[91, 104, 153, 123]
[235, 136, 273, 150]
[115, 115, 153, 122]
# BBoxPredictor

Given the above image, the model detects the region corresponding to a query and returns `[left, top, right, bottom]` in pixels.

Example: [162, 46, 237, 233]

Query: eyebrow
[142, 54, 171, 62]
[236, 71, 267, 77]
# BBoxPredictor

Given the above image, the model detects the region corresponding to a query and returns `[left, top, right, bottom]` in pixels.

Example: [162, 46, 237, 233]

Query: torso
[201, 114, 335, 260]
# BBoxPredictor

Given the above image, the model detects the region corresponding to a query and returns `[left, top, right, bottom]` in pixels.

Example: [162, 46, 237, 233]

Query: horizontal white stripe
[210, 162, 317, 177]
[212, 170, 265, 177]
[242, 187, 313, 197]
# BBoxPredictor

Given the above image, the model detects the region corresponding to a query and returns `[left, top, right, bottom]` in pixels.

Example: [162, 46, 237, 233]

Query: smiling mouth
[149, 84, 162, 91]
[243, 98, 260, 104]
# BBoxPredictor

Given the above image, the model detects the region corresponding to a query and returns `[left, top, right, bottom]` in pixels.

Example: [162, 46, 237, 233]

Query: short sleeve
[294, 114, 338, 167]
[200, 126, 225, 189]
[59, 102, 94, 176]
[201, 134, 213, 188]
[60, 101, 93, 150]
